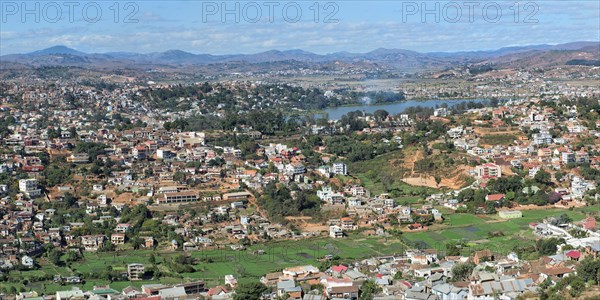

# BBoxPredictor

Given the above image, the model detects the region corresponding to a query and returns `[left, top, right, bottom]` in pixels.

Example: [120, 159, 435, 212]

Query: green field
[479, 134, 519, 146]
[395, 196, 423, 206]
[352, 172, 439, 196]
[403, 208, 592, 253]
[5, 236, 411, 294]
[6, 206, 595, 294]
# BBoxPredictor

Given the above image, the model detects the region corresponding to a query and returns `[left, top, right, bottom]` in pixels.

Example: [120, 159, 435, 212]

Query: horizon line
[2, 40, 599, 57]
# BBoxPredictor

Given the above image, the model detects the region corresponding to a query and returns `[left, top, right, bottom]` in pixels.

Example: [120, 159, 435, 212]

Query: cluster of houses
[1, 69, 599, 299]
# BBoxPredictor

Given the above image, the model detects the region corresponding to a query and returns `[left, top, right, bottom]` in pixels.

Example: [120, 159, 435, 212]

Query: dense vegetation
[257, 183, 322, 222]
[139, 82, 405, 112]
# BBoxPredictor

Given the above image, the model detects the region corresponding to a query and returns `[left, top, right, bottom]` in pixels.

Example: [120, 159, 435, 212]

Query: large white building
[329, 225, 343, 238]
[331, 162, 347, 176]
[475, 163, 502, 179]
[19, 179, 41, 197]
[127, 263, 145, 280]
[155, 191, 199, 204]
[561, 151, 575, 164]
[532, 132, 553, 146]
[434, 107, 448, 117]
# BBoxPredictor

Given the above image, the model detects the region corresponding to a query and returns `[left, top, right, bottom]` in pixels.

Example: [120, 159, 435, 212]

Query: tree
[65, 251, 82, 263]
[568, 278, 585, 297]
[131, 237, 143, 250]
[534, 169, 552, 186]
[393, 271, 403, 280]
[233, 282, 269, 300]
[576, 257, 600, 284]
[102, 240, 115, 252]
[359, 280, 382, 300]
[457, 188, 475, 202]
[173, 171, 186, 183]
[379, 172, 394, 192]
[44, 164, 72, 187]
[531, 190, 549, 206]
[373, 109, 389, 122]
[48, 248, 62, 266]
[451, 262, 475, 281]
[434, 175, 442, 188]
[536, 238, 563, 256]
[445, 243, 461, 256]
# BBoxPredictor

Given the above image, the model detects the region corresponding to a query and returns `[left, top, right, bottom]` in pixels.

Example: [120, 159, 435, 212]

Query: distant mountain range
[1, 42, 599, 70]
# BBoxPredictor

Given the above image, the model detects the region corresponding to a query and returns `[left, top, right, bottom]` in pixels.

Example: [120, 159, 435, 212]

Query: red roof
[482, 163, 498, 167]
[566, 250, 581, 259]
[582, 217, 596, 230]
[134, 297, 160, 300]
[331, 265, 348, 273]
[22, 165, 44, 172]
[207, 286, 228, 296]
[486, 194, 505, 201]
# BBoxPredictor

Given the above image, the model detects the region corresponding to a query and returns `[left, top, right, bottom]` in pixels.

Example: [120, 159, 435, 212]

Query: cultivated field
[6, 206, 595, 294]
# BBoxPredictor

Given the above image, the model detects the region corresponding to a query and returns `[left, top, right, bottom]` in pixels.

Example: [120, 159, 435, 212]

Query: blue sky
[1, 0, 599, 55]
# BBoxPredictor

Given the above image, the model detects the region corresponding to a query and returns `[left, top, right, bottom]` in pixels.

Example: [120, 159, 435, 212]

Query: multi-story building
[561, 151, 575, 164]
[156, 148, 175, 160]
[434, 107, 448, 117]
[532, 132, 553, 145]
[155, 191, 198, 204]
[132, 145, 147, 160]
[537, 148, 552, 157]
[575, 151, 590, 164]
[81, 235, 106, 252]
[331, 162, 347, 176]
[475, 163, 502, 179]
[285, 162, 305, 175]
[111, 233, 125, 245]
[329, 225, 343, 238]
[115, 223, 131, 233]
[66, 153, 89, 163]
[127, 263, 145, 280]
[19, 179, 41, 197]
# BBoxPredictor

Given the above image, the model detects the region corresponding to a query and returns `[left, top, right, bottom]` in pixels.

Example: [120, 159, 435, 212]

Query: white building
[331, 162, 347, 176]
[434, 107, 448, 117]
[225, 274, 238, 287]
[329, 225, 343, 238]
[475, 163, 501, 179]
[19, 179, 41, 197]
[532, 132, 553, 146]
[21, 255, 34, 268]
[571, 176, 596, 198]
[561, 151, 575, 164]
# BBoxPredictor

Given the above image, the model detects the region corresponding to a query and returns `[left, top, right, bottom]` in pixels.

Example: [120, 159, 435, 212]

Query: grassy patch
[479, 134, 518, 146]
[11, 207, 593, 294]
[403, 207, 591, 253]
[395, 196, 423, 206]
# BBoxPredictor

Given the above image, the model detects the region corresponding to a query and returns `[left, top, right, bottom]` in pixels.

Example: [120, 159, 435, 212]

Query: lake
[321, 99, 487, 120]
